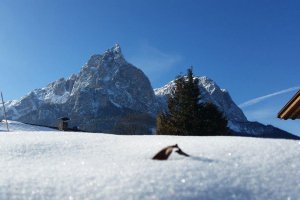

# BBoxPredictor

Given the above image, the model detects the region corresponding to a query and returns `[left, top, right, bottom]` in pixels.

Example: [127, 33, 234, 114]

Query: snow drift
[0, 122, 299, 199]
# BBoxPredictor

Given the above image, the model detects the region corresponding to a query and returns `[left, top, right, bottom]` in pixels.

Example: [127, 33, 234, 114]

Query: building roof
[58, 117, 70, 121]
[278, 90, 300, 120]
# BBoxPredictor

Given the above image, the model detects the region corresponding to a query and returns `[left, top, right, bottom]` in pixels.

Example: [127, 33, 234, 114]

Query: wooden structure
[58, 117, 70, 131]
[278, 90, 300, 120]
[1, 92, 9, 131]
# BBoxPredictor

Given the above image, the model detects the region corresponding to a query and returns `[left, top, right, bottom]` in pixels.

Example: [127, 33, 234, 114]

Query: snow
[0, 121, 55, 132]
[228, 121, 242, 133]
[0, 122, 299, 199]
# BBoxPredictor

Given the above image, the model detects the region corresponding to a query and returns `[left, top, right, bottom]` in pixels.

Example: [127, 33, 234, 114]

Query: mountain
[154, 77, 299, 139]
[4, 44, 158, 133]
[2, 44, 299, 139]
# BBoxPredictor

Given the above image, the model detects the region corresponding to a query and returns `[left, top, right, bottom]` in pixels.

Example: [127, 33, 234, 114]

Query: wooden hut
[278, 90, 300, 120]
[58, 117, 70, 131]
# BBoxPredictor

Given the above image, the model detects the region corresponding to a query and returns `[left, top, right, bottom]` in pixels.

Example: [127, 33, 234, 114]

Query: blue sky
[0, 0, 300, 135]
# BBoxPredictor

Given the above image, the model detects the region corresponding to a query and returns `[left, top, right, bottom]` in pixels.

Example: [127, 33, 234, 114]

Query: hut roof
[278, 90, 300, 120]
[59, 117, 70, 121]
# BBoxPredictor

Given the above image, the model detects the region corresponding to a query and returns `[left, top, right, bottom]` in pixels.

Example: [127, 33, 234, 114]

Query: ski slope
[0, 121, 299, 200]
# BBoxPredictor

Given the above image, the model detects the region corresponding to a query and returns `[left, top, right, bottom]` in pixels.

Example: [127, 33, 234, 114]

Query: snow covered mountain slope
[154, 77, 299, 139]
[0, 131, 299, 199]
[154, 76, 247, 123]
[0, 120, 55, 132]
[3, 44, 158, 133]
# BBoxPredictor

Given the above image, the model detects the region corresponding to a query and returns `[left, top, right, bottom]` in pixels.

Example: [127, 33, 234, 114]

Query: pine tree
[156, 67, 228, 136]
[201, 103, 229, 135]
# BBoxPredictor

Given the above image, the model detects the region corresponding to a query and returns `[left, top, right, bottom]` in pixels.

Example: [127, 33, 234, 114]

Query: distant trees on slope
[156, 68, 228, 136]
[113, 112, 155, 135]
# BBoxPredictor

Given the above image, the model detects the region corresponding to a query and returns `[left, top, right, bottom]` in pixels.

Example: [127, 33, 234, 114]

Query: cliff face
[4, 44, 158, 133]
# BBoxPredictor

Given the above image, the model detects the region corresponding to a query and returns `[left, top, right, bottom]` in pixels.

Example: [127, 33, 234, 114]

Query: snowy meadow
[0, 122, 299, 200]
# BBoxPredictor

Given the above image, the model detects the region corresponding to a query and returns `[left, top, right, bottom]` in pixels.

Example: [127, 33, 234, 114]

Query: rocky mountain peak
[111, 43, 122, 54]
[103, 43, 123, 59]
[3, 44, 158, 133]
[154, 76, 248, 123]
[87, 44, 125, 69]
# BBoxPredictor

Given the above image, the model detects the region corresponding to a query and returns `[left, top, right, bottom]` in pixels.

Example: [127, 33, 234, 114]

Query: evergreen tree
[201, 103, 229, 135]
[156, 67, 228, 136]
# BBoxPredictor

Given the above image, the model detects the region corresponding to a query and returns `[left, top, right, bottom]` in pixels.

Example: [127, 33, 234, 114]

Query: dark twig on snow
[152, 144, 190, 160]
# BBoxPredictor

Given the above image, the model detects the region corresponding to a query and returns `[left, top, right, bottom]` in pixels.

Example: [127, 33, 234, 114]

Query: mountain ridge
[2, 44, 299, 139]
[154, 77, 299, 139]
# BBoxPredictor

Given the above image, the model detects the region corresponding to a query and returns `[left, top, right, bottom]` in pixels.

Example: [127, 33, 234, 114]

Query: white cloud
[239, 86, 300, 108]
[245, 107, 278, 120]
[129, 43, 183, 76]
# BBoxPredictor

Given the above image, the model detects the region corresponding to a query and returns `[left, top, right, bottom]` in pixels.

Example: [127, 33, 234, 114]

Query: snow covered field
[0, 121, 55, 132]
[0, 122, 299, 200]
